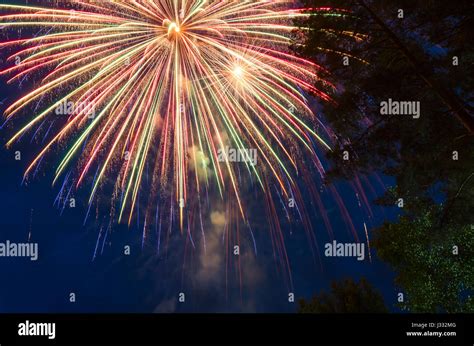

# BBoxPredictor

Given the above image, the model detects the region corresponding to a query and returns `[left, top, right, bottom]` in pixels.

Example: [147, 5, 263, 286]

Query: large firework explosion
[0, 1, 373, 287]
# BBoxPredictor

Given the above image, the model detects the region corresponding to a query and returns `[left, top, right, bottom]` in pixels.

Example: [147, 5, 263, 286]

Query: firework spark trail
[0, 1, 372, 287]
[363, 221, 372, 263]
[0, 1, 335, 210]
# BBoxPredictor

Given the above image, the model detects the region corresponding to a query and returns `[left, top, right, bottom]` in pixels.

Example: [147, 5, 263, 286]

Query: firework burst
[1, 1, 336, 218]
[0, 1, 375, 287]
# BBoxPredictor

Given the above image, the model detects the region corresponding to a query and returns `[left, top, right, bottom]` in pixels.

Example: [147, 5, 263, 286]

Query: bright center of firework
[163, 19, 181, 40]
[169, 22, 180, 33]
[233, 66, 244, 78]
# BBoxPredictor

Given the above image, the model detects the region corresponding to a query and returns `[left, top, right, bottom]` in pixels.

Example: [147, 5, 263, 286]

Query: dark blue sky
[0, 104, 400, 313]
[0, 2, 401, 313]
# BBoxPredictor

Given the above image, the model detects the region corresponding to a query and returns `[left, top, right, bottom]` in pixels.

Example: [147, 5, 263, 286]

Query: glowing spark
[233, 66, 244, 79]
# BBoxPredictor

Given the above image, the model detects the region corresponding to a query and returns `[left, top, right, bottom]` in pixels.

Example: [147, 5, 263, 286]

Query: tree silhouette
[295, 0, 474, 312]
[373, 204, 474, 312]
[298, 278, 388, 313]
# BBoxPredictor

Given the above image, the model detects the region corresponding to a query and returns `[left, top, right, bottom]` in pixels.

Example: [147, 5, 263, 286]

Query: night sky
[0, 102, 399, 313]
[0, 1, 401, 313]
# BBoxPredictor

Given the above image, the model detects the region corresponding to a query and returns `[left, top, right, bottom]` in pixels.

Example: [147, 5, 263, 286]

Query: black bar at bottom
[0, 313, 472, 345]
